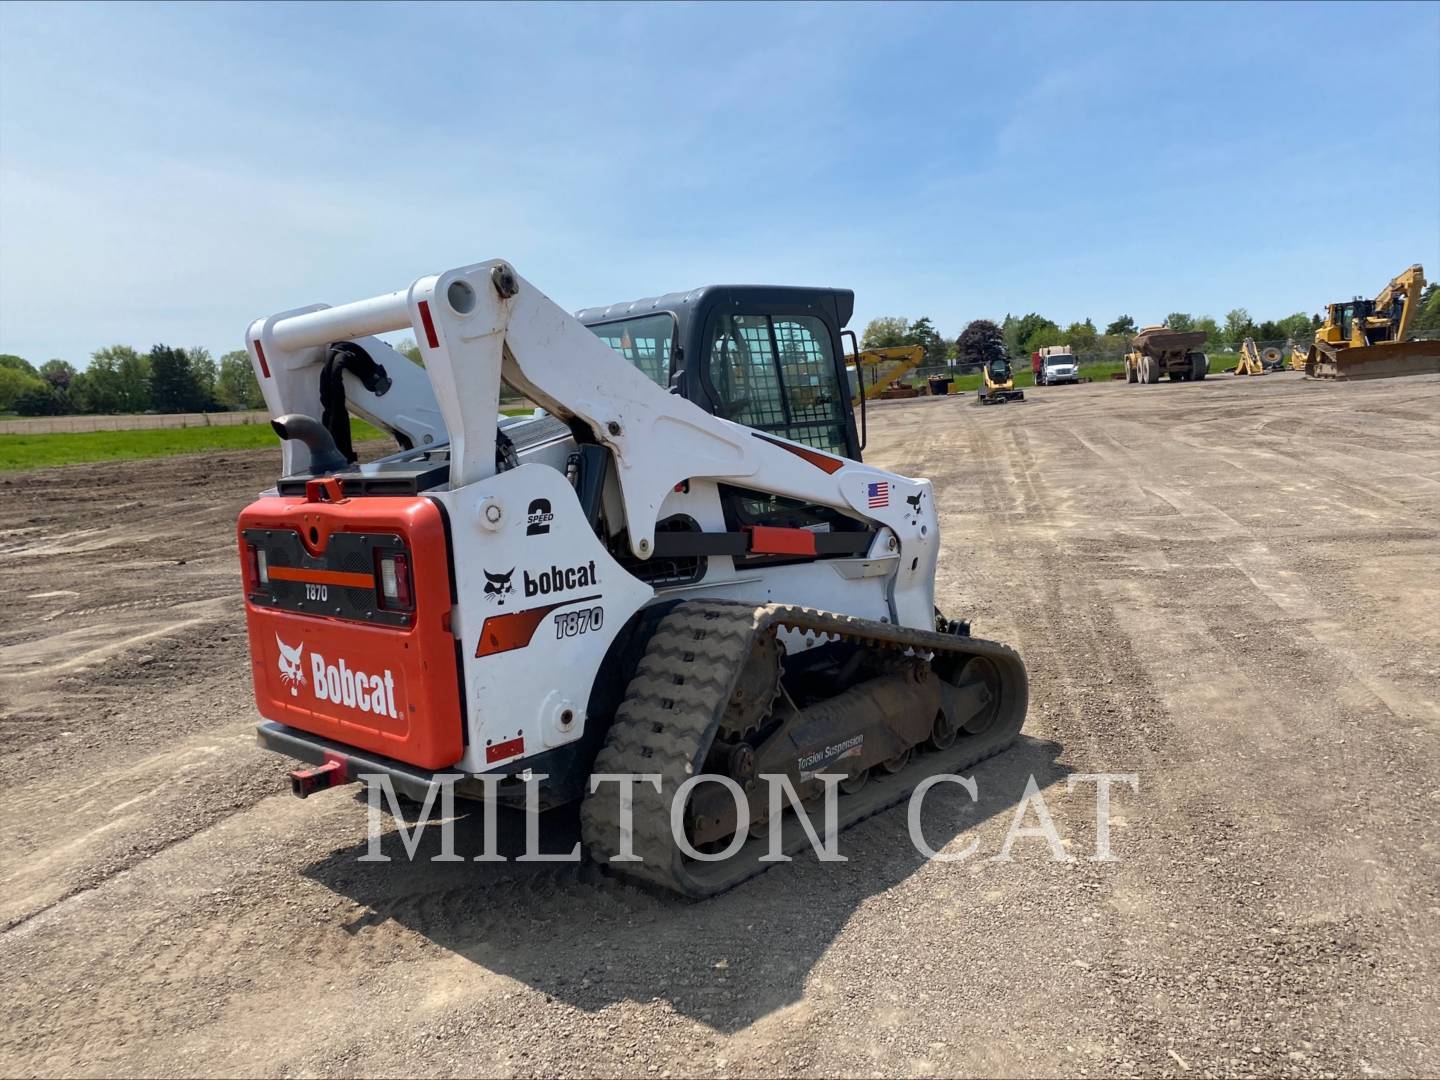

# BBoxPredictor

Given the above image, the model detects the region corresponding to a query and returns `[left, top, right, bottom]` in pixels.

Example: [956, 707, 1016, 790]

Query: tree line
[4, 285, 1436, 416]
[862, 283, 1440, 371]
[0, 346, 265, 417]
[862, 309, 1320, 372]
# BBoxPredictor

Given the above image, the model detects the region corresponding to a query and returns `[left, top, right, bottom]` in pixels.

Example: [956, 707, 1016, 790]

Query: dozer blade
[1306, 340, 1440, 381]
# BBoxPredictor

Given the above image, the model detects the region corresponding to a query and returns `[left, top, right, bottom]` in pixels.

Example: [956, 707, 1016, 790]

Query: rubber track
[579, 600, 1028, 898]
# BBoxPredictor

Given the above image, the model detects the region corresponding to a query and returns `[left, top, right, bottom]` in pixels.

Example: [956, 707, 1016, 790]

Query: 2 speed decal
[526, 498, 553, 536]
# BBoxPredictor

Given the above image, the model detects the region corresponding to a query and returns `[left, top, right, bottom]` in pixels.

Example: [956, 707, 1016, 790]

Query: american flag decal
[867, 481, 890, 508]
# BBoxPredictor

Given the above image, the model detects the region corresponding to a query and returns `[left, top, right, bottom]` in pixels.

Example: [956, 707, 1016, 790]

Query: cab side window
[589, 313, 675, 388]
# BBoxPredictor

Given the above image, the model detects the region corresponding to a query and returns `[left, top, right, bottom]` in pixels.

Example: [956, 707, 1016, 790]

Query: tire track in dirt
[3, 389, 1439, 1077]
[955, 398, 1427, 1076]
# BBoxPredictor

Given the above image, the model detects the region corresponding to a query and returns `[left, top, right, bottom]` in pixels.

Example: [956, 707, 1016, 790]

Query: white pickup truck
[1034, 346, 1080, 386]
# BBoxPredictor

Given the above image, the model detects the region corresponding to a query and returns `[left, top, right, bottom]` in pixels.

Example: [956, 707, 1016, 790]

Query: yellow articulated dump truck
[1293, 264, 1440, 381]
[1125, 327, 1208, 384]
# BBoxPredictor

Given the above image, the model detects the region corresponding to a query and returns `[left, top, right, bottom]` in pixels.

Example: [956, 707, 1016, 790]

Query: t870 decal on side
[554, 605, 603, 639]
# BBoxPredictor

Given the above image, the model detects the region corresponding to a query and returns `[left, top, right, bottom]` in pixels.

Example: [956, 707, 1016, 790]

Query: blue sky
[1, 1, 1437, 365]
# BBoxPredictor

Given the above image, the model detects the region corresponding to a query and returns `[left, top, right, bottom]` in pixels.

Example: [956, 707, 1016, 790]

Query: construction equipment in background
[845, 344, 926, 402]
[1293, 264, 1440, 381]
[239, 262, 1028, 899]
[1231, 338, 1287, 376]
[977, 356, 1025, 404]
[1124, 327, 1208, 384]
[1033, 345, 1080, 385]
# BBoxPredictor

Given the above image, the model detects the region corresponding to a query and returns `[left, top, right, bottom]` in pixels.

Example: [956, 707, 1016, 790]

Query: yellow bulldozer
[1293, 264, 1440, 380]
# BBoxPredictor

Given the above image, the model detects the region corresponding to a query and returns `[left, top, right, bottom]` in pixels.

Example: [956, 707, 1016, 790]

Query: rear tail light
[245, 542, 270, 594]
[376, 551, 413, 611]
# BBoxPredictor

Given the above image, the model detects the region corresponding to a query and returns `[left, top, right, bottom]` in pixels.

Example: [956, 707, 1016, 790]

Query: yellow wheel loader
[1294, 264, 1440, 380]
[976, 356, 1024, 404]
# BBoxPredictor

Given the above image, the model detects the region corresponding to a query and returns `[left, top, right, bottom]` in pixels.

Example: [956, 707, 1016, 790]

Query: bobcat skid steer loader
[238, 260, 1028, 898]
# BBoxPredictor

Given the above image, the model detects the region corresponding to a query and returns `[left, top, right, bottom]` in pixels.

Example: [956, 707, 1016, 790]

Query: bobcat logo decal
[276, 635, 306, 696]
[484, 568, 515, 606]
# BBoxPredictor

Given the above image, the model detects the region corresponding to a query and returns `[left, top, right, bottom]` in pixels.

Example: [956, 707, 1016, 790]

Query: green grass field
[0, 419, 389, 472]
[0, 408, 544, 472]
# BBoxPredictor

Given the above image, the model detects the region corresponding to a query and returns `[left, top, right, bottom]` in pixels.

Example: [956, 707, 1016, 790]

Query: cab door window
[705, 313, 848, 456]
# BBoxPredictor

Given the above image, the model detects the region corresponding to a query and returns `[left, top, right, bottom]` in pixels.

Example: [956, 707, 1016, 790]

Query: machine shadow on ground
[301, 734, 1067, 1033]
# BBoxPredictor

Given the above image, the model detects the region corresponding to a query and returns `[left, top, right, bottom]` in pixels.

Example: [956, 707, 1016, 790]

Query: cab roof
[574, 285, 855, 338]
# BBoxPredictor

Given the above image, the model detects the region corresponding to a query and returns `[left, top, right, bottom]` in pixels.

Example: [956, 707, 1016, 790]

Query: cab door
[695, 306, 861, 461]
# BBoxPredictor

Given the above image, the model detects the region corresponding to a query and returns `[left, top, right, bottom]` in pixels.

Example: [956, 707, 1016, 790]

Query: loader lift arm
[1368, 263, 1425, 344]
[245, 261, 932, 601]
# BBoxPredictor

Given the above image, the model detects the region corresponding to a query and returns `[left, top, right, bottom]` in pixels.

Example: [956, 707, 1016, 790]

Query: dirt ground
[2, 371, 1438, 1079]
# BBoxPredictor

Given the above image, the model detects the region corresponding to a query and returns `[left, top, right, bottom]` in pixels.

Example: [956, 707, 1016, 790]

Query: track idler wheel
[953, 656, 1002, 734]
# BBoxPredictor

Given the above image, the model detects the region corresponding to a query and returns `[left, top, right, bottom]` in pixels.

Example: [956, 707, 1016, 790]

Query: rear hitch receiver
[289, 758, 350, 799]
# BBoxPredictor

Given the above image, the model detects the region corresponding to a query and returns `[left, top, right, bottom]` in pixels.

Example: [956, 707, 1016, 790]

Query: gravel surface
[2, 371, 1438, 1078]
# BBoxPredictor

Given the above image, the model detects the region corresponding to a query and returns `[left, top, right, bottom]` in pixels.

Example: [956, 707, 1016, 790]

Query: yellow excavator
[1293, 264, 1440, 380]
[845, 344, 927, 401]
[976, 356, 1024, 404]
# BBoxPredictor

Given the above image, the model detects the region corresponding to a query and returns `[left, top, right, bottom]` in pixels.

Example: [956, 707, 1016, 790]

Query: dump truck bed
[1132, 329, 1208, 357]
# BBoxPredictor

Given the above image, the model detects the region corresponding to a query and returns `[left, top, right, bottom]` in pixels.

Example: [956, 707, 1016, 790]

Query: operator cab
[575, 286, 862, 462]
[1333, 299, 1377, 342]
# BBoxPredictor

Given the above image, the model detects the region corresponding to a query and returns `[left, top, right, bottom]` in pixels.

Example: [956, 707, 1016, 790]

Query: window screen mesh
[706, 314, 847, 455]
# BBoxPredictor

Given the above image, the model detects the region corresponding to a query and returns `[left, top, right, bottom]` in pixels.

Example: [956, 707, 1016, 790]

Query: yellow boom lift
[1293, 263, 1440, 380]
